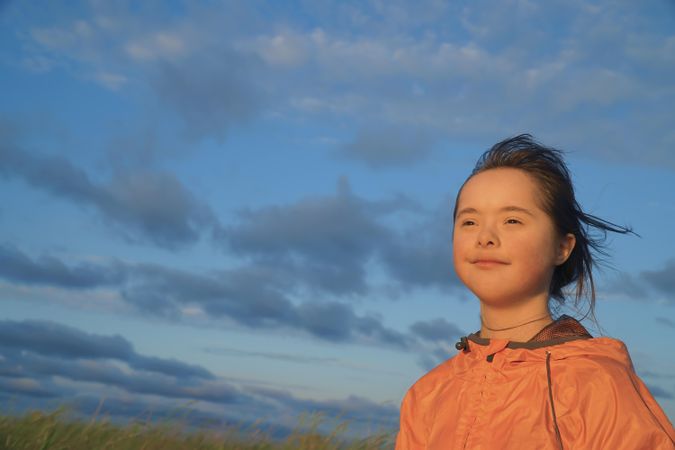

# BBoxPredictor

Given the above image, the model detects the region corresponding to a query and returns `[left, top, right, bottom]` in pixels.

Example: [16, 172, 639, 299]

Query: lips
[471, 258, 509, 267]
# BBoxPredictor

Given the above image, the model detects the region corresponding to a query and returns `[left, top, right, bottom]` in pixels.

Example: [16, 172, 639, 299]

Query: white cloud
[92, 71, 128, 90]
[125, 32, 188, 62]
[243, 30, 310, 67]
[12, 0, 675, 167]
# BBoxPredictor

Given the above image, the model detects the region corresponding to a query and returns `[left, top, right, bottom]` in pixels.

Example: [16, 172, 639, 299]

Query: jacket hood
[454, 315, 634, 368]
[397, 315, 675, 450]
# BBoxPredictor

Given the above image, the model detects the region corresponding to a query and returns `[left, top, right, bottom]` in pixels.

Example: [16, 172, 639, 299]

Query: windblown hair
[454, 134, 635, 318]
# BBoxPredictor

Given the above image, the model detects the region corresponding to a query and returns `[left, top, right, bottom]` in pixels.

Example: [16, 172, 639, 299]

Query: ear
[556, 233, 576, 265]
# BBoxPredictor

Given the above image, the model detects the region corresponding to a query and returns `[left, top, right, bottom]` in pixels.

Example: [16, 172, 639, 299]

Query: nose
[476, 224, 499, 247]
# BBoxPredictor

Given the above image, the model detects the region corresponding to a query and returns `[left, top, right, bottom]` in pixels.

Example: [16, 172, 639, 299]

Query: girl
[396, 135, 675, 449]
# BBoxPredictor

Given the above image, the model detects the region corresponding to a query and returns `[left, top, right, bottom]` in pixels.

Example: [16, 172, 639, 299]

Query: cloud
[248, 386, 399, 429]
[123, 263, 413, 349]
[0, 319, 399, 434]
[0, 319, 244, 407]
[152, 47, 267, 141]
[339, 126, 436, 168]
[410, 318, 464, 343]
[203, 347, 338, 365]
[379, 207, 460, 292]
[221, 178, 395, 296]
[646, 384, 674, 401]
[0, 244, 125, 288]
[294, 301, 412, 347]
[221, 178, 459, 296]
[0, 319, 214, 380]
[0, 377, 57, 399]
[655, 317, 675, 329]
[640, 260, 675, 300]
[0, 248, 413, 349]
[203, 346, 406, 376]
[11, 1, 674, 168]
[125, 31, 188, 62]
[602, 259, 675, 304]
[408, 315, 464, 371]
[0, 142, 219, 248]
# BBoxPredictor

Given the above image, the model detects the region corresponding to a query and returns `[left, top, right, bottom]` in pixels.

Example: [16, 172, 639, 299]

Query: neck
[479, 295, 552, 342]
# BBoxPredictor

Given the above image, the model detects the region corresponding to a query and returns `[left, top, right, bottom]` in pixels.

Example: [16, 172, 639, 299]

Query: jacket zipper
[546, 351, 564, 450]
[462, 352, 495, 449]
[462, 371, 488, 449]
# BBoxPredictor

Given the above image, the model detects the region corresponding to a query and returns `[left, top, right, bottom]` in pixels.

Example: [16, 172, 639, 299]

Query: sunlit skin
[452, 168, 576, 342]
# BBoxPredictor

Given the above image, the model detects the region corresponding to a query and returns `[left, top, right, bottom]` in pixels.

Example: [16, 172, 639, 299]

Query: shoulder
[399, 351, 465, 418]
[549, 337, 675, 446]
[548, 337, 636, 393]
[549, 336, 632, 368]
[405, 353, 461, 399]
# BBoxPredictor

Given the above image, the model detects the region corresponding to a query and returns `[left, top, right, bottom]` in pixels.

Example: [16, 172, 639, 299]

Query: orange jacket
[396, 325, 675, 449]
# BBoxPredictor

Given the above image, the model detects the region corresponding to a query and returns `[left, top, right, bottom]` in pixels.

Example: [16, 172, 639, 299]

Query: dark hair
[453, 134, 635, 318]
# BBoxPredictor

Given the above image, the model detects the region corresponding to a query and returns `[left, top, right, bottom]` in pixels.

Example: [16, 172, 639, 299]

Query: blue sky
[1, 0, 674, 434]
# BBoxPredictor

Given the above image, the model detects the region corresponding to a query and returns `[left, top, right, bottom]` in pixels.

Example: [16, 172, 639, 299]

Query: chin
[471, 292, 517, 307]
[469, 287, 538, 307]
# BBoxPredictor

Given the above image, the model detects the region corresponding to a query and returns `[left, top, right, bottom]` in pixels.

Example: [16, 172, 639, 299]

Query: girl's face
[452, 168, 575, 307]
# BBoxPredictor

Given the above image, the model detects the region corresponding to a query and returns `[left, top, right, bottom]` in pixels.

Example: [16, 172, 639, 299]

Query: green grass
[0, 408, 395, 450]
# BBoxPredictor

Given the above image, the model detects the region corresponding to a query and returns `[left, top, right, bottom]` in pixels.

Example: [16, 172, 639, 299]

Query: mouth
[471, 259, 509, 267]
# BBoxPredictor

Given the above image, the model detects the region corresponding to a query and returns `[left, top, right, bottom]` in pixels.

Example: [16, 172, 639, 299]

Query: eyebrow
[455, 206, 535, 218]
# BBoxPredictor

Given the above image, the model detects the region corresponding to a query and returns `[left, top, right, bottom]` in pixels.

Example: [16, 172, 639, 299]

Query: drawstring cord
[546, 351, 564, 450]
[455, 336, 470, 352]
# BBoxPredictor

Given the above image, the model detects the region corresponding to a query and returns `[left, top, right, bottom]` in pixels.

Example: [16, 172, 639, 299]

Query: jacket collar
[458, 315, 593, 351]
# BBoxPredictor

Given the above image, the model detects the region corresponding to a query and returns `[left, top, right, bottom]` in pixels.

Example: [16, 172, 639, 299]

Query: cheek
[452, 234, 472, 282]
[451, 230, 466, 264]
[517, 235, 558, 275]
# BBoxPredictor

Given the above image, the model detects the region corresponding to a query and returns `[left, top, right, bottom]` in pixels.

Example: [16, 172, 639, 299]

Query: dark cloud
[204, 347, 338, 365]
[248, 386, 399, 429]
[0, 247, 413, 349]
[130, 354, 214, 381]
[204, 347, 407, 378]
[641, 260, 675, 300]
[0, 319, 214, 380]
[603, 260, 675, 304]
[0, 352, 249, 422]
[639, 370, 675, 381]
[339, 126, 435, 169]
[0, 319, 398, 435]
[124, 263, 412, 349]
[656, 317, 675, 329]
[222, 178, 392, 296]
[20, 353, 238, 404]
[153, 48, 267, 141]
[0, 139, 103, 203]
[646, 384, 674, 400]
[0, 143, 218, 248]
[603, 272, 649, 300]
[416, 344, 457, 372]
[380, 207, 460, 291]
[0, 319, 134, 361]
[67, 395, 250, 432]
[0, 244, 125, 288]
[294, 301, 412, 348]
[0, 321, 241, 407]
[221, 179, 458, 296]
[0, 376, 57, 399]
[410, 318, 464, 343]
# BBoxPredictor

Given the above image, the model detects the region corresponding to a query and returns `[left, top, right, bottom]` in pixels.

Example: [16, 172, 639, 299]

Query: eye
[505, 218, 522, 225]
[461, 219, 476, 226]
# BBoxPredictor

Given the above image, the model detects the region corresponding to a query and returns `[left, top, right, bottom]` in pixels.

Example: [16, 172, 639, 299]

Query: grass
[0, 408, 395, 450]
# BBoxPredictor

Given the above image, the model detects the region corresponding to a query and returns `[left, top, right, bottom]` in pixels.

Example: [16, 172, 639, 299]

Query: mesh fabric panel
[528, 314, 593, 342]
